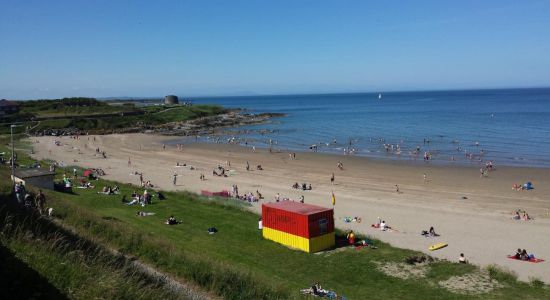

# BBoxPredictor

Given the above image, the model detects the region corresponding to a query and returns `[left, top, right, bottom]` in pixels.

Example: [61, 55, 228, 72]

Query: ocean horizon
[183, 88, 550, 168]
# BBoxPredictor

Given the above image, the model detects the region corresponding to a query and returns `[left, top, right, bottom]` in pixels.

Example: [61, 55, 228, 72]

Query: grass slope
[10, 171, 547, 299]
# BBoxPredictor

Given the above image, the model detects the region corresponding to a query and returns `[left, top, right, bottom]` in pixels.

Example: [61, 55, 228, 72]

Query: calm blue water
[187, 88, 550, 168]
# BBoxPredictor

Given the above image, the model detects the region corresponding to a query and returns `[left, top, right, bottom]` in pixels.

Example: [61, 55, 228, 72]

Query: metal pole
[11, 125, 15, 188]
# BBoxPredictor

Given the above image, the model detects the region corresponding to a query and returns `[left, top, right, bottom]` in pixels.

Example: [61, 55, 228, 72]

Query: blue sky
[1, 0, 549, 99]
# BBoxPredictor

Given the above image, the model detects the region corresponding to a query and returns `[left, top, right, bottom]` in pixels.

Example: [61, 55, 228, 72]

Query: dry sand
[29, 134, 550, 282]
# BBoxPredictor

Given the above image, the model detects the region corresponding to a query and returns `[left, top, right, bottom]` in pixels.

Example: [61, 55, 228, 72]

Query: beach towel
[507, 255, 545, 263]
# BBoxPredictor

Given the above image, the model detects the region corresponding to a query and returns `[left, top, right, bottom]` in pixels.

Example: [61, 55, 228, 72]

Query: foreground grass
[0, 168, 544, 299]
[0, 204, 185, 299]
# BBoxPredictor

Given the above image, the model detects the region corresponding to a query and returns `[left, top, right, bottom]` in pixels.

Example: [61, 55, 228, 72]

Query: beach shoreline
[29, 133, 550, 282]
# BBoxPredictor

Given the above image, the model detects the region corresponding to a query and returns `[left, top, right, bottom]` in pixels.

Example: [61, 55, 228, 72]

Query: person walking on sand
[128, 157, 131, 167]
[173, 172, 178, 185]
[331, 173, 335, 185]
[246, 161, 250, 171]
[395, 184, 400, 193]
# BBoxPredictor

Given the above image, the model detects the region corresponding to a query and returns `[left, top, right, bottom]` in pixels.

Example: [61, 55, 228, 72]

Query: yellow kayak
[429, 243, 448, 251]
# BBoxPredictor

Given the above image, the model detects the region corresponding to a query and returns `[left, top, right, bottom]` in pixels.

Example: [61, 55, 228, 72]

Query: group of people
[97, 185, 120, 195]
[14, 183, 48, 216]
[213, 165, 227, 177]
[512, 210, 532, 221]
[421, 226, 439, 237]
[292, 182, 312, 190]
[513, 248, 536, 261]
[124, 190, 153, 206]
[235, 190, 263, 203]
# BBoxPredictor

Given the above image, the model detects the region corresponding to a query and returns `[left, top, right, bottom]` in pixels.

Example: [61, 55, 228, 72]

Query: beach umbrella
[83, 169, 93, 177]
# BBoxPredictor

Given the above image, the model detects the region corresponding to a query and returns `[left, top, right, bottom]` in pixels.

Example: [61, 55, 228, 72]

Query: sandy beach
[29, 133, 550, 282]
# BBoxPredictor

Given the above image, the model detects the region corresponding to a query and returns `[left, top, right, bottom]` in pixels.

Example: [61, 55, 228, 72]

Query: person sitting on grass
[165, 215, 180, 225]
[98, 186, 112, 195]
[459, 253, 467, 263]
[136, 211, 155, 217]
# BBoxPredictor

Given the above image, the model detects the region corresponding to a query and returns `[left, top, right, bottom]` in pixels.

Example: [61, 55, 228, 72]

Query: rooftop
[14, 168, 56, 179]
[263, 201, 332, 215]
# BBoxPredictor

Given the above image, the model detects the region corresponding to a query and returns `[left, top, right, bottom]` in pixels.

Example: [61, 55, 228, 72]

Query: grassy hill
[0, 97, 225, 135]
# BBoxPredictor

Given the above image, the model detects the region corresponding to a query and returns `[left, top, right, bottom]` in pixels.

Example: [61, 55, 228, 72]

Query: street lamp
[11, 124, 17, 189]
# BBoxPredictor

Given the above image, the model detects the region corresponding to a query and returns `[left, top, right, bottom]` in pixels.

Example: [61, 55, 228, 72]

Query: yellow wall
[263, 227, 335, 253]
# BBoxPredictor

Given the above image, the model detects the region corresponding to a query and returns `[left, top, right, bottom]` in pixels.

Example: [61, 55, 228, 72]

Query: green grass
[1, 148, 549, 299]
[6, 170, 545, 299]
[0, 196, 185, 299]
[0, 98, 226, 134]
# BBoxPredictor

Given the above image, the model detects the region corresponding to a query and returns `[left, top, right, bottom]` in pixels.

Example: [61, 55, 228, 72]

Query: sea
[185, 88, 550, 168]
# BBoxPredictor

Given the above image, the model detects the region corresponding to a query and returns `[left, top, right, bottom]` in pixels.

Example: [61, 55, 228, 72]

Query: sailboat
[378, 93, 382, 100]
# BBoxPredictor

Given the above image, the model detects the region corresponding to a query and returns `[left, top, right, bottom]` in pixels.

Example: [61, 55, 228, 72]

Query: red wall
[262, 205, 334, 239]
[308, 210, 335, 237]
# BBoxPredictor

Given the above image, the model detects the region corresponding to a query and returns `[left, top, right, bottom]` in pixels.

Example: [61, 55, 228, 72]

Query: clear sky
[1, 0, 549, 99]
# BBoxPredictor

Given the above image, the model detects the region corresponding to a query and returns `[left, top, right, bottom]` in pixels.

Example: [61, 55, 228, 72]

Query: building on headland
[0, 99, 19, 115]
[164, 95, 179, 105]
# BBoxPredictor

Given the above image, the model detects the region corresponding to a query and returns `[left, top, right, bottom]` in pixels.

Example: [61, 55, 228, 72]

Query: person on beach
[246, 161, 250, 171]
[299, 195, 305, 203]
[331, 173, 335, 185]
[128, 157, 131, 167]
[173, 172, 178, 185]
[337, 162, 344, 170]
[520, 249, 529, 260]
[347, 230, 356, 245]
[395, 184, 399, 193]
[380, 220, 392, 231]
[459, 253, 467, 263]
[514, 248, 522, 259]
[258, 217, 263, 230]
[275, 193, 280, 202]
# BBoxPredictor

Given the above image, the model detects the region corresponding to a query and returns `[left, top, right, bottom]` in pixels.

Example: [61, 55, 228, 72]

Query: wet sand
[30, 134, 550, 282]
